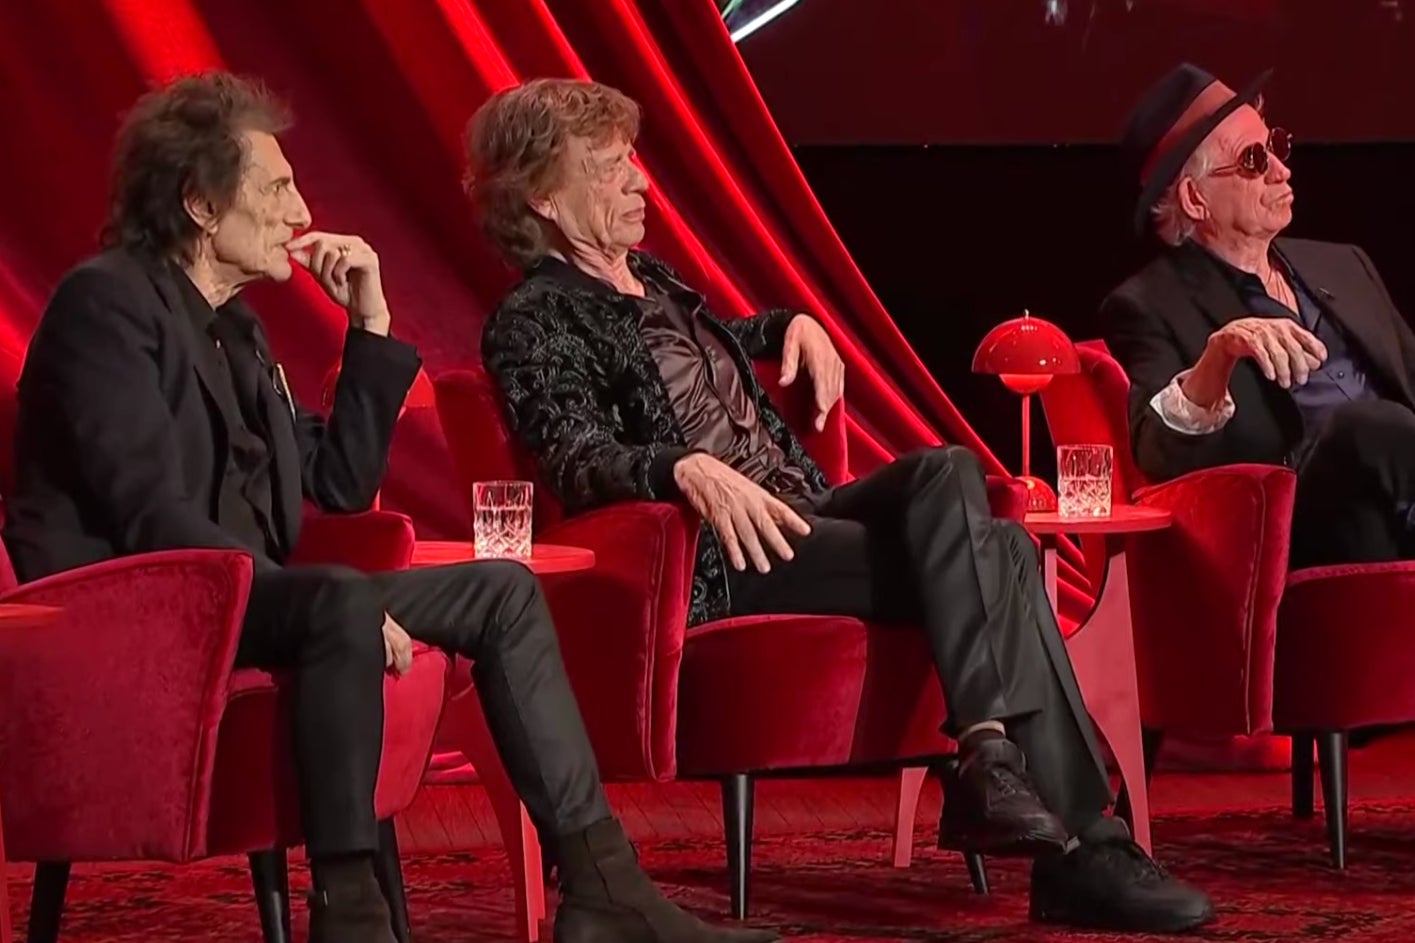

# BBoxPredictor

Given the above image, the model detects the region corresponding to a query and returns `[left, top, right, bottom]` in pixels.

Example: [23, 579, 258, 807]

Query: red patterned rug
[9, 800, 1415, 942]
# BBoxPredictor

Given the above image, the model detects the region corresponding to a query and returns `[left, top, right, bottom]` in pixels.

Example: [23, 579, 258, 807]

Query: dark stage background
[792, 142, 1415, 479]
[739, 0, 1415, 480]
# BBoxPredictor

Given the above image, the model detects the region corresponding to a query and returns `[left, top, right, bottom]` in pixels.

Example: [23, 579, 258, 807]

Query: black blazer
[1101, 238, 1415, 483]
[481, 252, 827, 626]
[4, 248, 422, 581]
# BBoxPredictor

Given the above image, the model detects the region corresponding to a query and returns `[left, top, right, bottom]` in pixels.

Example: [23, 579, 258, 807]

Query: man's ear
[183, 189, 220, 234]
[1176, 176, 1209, 222]
[527, 193, 556, 223]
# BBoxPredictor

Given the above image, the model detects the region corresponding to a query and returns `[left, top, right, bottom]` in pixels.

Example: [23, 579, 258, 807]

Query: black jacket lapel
[144, 260, 235, 446]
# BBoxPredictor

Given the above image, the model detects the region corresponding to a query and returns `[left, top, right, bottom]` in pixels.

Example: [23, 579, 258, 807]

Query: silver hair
[1150, 145, 1217, 246]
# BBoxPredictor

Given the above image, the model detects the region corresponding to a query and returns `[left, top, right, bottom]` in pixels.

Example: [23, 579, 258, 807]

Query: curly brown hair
[103, 72, 292, 261]
[464, 78, 641, 267]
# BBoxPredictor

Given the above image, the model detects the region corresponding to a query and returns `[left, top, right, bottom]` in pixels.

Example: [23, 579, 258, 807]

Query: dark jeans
[236, 560, 610, 857]
[1292, 398, 1415, 568]
[726, 446, 1113, 836]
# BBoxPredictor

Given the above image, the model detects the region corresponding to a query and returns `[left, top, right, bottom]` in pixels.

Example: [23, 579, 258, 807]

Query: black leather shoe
[1030, 818, 1214, 933]
[938, 738, 1069, 856]
[555, 819, 780, 943]
[307, 869, 397, 943]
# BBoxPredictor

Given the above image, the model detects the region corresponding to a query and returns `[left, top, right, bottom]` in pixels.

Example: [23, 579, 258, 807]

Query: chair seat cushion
[1274, 562, 1415, 731]
[674, 615, 951, 775]
[205, 647, 448, 854]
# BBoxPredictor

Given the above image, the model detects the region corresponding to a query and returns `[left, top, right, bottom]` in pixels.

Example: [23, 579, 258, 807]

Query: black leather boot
[938, 738, 1070, 856]
[307, 856, 397, 943]
[555, 819, 780, 943]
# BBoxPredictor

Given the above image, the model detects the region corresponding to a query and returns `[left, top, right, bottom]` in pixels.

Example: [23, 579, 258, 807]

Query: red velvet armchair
[1041, 340, 1415, 868]
[0, 509, 449, 943]
[432, 362, 1037, 924]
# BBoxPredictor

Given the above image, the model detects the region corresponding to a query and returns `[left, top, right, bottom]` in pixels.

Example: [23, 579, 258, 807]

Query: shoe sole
[1030, 901, 1217, 934]
[938, 825, 1070, 858]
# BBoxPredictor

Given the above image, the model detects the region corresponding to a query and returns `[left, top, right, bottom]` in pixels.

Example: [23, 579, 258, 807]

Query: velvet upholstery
[1274, 562, 1415, 731]
[1040, 341, 1295, 736]
[0, 512, 448, 865]
[433, 365, 1035, 786]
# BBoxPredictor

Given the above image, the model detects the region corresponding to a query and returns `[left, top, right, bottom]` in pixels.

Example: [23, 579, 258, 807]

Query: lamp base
[1018, 476, 1058, 512]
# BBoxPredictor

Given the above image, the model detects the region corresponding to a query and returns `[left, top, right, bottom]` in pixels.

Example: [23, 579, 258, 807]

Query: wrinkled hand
[287, 232, 391, 334]
[673, 453, 812, 573]
[1208, 316, 1327, 388]
[780, 315, 844, 431]
[381, 612, 413, 677]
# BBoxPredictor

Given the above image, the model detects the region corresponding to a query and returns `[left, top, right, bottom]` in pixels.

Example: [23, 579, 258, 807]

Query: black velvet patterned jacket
[481, 251, 828, 625]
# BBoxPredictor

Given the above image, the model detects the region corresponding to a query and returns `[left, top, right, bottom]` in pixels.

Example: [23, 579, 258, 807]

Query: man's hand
[1183, 316, 1328, 407]
[382, 612, 414, 676]
[780, 315, 844, 431]
[287, 232, 391, 335]
[673, 453, 812, 573]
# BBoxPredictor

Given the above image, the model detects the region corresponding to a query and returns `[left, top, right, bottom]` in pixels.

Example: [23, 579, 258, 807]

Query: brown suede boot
[307, 856, 398, 943]
[554, 819, 781, 943]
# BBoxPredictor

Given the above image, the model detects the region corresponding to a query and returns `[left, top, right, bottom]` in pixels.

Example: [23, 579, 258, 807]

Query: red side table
[1026, 506, 1172, 854]
[409, 542, 595, 942]
[0, 604, 62, 943]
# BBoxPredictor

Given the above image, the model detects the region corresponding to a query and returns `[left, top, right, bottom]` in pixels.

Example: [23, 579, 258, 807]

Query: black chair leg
[1316, 731, 1349, 869]
[374, 818, 412, 943]
[1292, 733, 1315, 820]
[963, 852, 989, 895]
[27, 861, 70, 943]
[248, 849, 292, 943]
[721, 773, 754, 920]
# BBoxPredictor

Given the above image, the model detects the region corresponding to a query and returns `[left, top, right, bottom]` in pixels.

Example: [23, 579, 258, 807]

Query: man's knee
[469, 560, 551, 643]
[1313, 399, 1415, 467]
[294, 565, 386, 666]
[910, 445, 985, 484]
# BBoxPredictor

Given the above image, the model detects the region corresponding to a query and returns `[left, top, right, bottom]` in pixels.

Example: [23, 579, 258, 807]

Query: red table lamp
[972, 310, 1080, 511]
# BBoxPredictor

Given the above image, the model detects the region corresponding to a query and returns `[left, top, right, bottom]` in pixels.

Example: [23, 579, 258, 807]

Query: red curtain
[0, 0, 1091, 615]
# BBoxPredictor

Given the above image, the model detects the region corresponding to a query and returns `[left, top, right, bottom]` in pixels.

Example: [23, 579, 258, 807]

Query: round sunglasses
[1213, 128, 1293, 178]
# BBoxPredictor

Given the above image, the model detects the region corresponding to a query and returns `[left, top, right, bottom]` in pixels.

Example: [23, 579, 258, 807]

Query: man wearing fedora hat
[1104, 63, 1415, 569]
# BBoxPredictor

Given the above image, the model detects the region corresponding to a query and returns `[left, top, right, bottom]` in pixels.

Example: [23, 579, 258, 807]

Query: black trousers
[1292, 398, 1415, 568]
[237, 560, 610, 857]
[727, 446, 1113, 836]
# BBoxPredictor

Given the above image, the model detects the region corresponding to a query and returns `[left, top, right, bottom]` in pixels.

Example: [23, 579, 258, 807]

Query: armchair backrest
[432, 361, 851, 529]
[1038, 340, 1150, 500]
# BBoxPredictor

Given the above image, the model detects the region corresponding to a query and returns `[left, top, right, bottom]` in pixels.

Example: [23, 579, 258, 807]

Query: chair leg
[1114, 727, 1163, 825]
[374, 818, 412, 943]
[1316, 731, 1349, 869]
[722, 774, 754, 920]
[963, 852, 989, 895]
[247, 850, 291, 943]
[1292, 733, 1315, 820]
[891, 766, 929, 868]
[26, 862, 70, 943]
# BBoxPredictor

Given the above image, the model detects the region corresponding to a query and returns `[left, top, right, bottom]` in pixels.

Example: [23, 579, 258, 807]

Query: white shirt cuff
[1149, 370, 1235, 435]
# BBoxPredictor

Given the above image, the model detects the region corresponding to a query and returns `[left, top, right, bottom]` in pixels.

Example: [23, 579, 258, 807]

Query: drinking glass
[473, 480, 533, 558]
[1056, 445, 1113, 518]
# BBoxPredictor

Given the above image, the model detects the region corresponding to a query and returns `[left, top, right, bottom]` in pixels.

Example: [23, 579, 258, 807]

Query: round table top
[410, 541, 596, 574]
[0, 603, 63, 629]
[1025, 505, 1173, 535]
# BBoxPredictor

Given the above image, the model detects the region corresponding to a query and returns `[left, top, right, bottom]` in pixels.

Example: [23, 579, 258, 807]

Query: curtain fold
[0, 0, 1090, 616]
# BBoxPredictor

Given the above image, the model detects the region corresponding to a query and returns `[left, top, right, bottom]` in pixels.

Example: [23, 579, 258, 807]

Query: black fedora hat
[1121, 63, 1271, 234]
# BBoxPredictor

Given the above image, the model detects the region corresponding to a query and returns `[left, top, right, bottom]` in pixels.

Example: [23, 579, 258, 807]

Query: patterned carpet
[10, 799, 1415, 942]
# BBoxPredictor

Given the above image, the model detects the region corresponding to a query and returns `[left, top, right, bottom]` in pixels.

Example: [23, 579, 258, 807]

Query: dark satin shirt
[636, 284, 810, 497]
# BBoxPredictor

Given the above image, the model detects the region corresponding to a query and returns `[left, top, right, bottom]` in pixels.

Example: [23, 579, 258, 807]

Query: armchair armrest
[1128, 463, 1295, 735]
[0, 549, 254, 862]
[538, 501, 699, 781]
[290, 509, 417, 572]
[986, 475, 1028, 521]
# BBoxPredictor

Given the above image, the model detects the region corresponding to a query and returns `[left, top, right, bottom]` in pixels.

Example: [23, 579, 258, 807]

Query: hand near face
[287, 232, 391, 335]
[779, 315, 844, 432]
